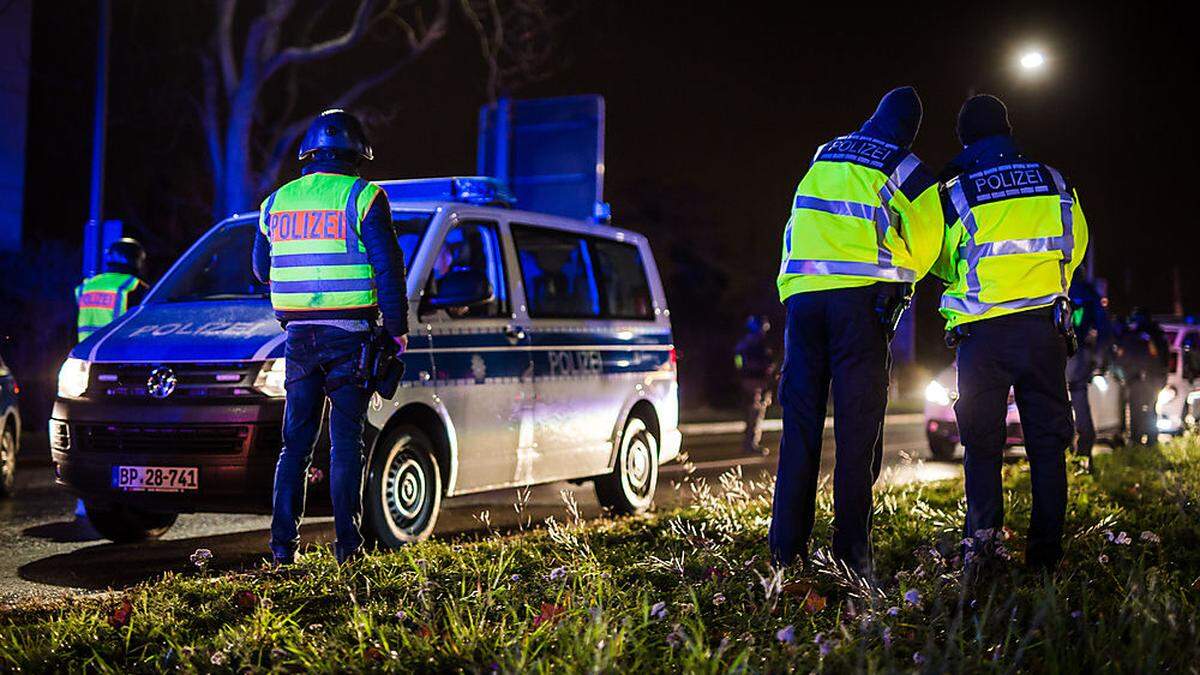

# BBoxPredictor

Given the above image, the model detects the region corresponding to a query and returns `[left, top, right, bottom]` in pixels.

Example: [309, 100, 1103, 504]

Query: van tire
[595, 415, 658, 515]
[84, 502, 177, 542]
[363, 425, 442, 548]
[0, 426, 16, 499]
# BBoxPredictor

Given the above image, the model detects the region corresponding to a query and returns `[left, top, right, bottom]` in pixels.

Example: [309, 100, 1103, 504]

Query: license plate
[112, 465, 199, 492]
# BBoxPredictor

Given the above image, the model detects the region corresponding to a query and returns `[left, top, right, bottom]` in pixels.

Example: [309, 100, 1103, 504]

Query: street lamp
[1018, 49, 1046, 72]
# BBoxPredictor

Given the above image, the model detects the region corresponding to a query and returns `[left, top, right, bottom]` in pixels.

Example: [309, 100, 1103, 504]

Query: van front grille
[75, 424, 262, 455]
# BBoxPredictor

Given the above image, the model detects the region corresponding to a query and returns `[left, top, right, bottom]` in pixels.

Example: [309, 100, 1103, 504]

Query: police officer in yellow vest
[770, 87, 944, 575]
[75, 238, 148, 342]
[252, 109, 409, 565]
[933, 95, 1089, 571]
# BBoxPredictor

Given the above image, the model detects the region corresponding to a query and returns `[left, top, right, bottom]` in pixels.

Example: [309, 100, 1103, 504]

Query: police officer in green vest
[252, 109, 409, 565]
[933, 95, 1089, 571]
[75, 238, 148, 342]
[770, 87, 944, 575]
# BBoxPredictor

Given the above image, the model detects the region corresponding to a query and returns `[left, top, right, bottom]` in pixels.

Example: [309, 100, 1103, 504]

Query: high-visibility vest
[259, 173, 384, 312]
[777, 133, 944, 302]
[936, 161, 1089, 330]
[75, 272, 142, 342]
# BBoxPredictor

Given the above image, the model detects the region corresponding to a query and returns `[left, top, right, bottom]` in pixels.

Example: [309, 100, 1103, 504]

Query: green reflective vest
[259, 173, 384, 312]
[75, 272, 143, 342]
[777, 134, 944, 302]
[932, 162, 1089, 330]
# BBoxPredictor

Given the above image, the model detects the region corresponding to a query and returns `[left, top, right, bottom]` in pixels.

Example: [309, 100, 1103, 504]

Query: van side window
[591, 240, 654, 320]
[424, 221, 508, 319]
[512, 225, 601, 319]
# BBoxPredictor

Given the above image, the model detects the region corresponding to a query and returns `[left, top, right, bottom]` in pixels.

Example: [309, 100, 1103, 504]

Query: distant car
[1156, 321, 1200, 434]
[923, 361, 1124, 461]
[0, 352, 20, 498]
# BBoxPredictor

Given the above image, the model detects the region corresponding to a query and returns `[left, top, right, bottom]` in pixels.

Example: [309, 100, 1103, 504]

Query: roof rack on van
[376, 176, 515, 208]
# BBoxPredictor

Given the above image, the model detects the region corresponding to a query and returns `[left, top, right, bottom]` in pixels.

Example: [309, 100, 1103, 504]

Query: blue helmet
[297, 109, 373, 162]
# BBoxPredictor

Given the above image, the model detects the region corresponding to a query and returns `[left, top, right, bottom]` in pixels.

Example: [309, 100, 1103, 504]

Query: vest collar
[950, 135, 1023, 174]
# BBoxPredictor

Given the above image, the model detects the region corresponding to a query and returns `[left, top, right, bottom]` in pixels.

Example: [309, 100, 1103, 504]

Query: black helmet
[297, 109, 373, 162]
[105, 238, 146, 276]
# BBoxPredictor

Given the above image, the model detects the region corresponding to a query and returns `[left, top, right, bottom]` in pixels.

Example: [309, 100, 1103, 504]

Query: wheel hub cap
[387, 456, 426, 521]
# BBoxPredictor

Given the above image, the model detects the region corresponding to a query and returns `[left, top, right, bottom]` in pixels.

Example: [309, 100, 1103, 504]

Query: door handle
[505, 325, 527, 342]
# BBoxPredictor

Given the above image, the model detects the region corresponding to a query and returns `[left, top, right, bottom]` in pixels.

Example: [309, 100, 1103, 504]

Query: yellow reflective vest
[259, 173, 384, 312]
[932, 160, 1089, 330]
[777, 133, 945, 301]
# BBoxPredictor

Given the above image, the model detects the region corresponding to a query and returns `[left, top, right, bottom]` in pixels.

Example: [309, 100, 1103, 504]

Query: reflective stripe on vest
[780, 140, 921, 283]
[263, 175, 379, 311]
[940, 163, 1075, 316]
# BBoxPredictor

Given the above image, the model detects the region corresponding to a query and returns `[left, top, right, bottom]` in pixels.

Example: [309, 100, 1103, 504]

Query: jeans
[955, 310, 1073, 568]
[769, 285, 891, 575]
[269, 325, 371, 563]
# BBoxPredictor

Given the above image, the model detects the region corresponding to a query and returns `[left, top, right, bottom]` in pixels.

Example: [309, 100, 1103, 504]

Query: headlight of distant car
[254, 358, 286, 397]
[57, 358, 91, 399]
[1156, 385, 1178, 412]
[925, 380, 953, 407]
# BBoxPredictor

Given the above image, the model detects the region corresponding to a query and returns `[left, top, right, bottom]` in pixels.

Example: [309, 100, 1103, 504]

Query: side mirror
[425, 269, 494, 310]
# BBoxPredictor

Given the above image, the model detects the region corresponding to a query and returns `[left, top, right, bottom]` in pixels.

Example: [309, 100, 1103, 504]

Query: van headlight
[925, 380, 953, 407]
[57, 358, 91, 399]
[254, 358, 287, 397]
[1157, 385, 1178, 412]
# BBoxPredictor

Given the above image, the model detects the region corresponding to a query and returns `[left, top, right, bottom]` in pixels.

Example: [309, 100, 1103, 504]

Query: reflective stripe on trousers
[941, 166, 1074, 316]
[781, 151, 922, 283]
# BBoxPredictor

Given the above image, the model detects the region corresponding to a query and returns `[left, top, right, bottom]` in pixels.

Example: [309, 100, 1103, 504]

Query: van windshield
[152, 211, 432, 303]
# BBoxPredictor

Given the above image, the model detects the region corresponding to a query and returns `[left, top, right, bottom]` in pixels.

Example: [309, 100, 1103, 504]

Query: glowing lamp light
[1019, 50, 1046, 70]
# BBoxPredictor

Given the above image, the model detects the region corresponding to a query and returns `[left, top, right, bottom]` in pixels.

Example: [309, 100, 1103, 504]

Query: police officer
[75, 238, 148, 342]
[770, 87, 944, 575]
[734, 315, 775, 456]
[1116, 308, 1169, 446]
[1066, 273, 1111, 459]
[252, 109, 409, 565]
[933, 95, 1089, 571]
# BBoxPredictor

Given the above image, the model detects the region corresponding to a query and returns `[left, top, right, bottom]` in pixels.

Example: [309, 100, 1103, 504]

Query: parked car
[50, 177, 680, 544]
[923, 361, 1124, 461]
[0, 352, 21, 498]
[1156, 320, 1200, 434]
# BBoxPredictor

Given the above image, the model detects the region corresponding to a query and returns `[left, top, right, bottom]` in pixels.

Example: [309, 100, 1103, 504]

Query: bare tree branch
[199, 54, 225, 203]
[255, 0, 450, 195]
[217, 0, 238, 97]
[263, 0, 381, 79]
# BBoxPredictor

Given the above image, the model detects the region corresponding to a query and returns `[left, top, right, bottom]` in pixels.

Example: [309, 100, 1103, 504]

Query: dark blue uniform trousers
[954, 310, 1073, 568]
[769, 285, 890, 574]
[270, 325, 371, 564]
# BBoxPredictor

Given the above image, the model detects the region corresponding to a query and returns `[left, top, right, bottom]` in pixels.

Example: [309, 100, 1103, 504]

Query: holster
[945, 323, 971, 349]
[368, 326, 406, 399]
[875, 283, 913, 340]
[1053, 297, 1079, 357]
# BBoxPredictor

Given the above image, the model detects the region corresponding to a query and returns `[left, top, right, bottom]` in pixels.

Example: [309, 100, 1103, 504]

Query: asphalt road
[0, 416, 956, 605]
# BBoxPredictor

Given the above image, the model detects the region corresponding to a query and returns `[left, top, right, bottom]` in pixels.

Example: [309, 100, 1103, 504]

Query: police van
[50, 177, 680, 545]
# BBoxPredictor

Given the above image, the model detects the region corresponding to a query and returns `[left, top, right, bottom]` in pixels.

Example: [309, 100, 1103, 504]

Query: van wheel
[928, 434, 958, 461]
[595, 415, 658, 515]
[364, 426, 442, 548]
[84, 502, 177, 542]
[0, 426, 16, 498]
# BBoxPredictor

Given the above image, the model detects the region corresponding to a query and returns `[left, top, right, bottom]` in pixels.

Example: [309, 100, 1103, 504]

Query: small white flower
[650, 601, 668, 620]
[1098, 554, 1109, 564]
[712, 593, 726, 606]
[1140, 531, 1161, 544]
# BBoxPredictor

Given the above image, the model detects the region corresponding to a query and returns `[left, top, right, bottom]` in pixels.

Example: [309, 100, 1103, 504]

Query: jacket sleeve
[359, 192, 409, 336]
[894, 164, 945, 281]
[929, 188, 962, 283]
[1065, 189, 1089, 285]
[252, 229, 272, 285]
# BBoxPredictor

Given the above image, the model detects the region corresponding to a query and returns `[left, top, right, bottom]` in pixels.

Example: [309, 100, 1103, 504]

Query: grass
[3, 438, 1200, 673]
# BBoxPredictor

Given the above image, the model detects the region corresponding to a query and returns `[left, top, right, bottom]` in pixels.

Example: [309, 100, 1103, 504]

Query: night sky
[20, 2, 1197, 400]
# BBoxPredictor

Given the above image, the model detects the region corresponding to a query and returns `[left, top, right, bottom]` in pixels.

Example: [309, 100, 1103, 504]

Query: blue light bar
[376, 176, 515, 207]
